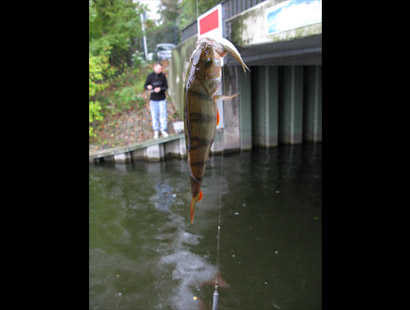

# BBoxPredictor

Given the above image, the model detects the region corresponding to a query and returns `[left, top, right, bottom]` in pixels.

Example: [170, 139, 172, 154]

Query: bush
[94, 64, 150, 115]
[89, 48, 117, 137]
[114, 86, 137, 112]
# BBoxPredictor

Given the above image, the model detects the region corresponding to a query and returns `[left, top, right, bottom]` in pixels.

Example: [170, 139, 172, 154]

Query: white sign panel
[197, 4, 225, 129]
[266, 0, 322, 35]
[197, 4, 223, 40]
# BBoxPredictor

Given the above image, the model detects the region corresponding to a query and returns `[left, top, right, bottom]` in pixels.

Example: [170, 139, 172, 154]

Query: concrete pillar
[114, 152, 131, 163]
[179, 136, 187, 158]
[144, 144, 164, 161]
[238, 66, 252, 150]
[303, 65, 322, 142]
[98, 155, 114, 163]
[221, 66, 240, 152]
[211, 130, 224, 155]
[252, 66, 279, 148]
[164, 136, 187, 158]
[280, 65, 304, 144]
[266, 66, 279, 147]
[131, 149, 145, 161]
[252, 67, 263, 147]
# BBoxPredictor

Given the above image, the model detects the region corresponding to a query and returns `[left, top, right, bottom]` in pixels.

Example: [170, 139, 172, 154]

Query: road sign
[197, 4, 223, 39]
[197, 4, 225, 129]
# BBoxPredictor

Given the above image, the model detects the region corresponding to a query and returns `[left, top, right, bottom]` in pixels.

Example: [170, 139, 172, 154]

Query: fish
[183, 36, 249, 224]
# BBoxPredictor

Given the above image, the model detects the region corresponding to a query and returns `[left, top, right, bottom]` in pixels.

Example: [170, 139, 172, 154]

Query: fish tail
[190, 199, 195, 224]
[190, 190, 203, 224]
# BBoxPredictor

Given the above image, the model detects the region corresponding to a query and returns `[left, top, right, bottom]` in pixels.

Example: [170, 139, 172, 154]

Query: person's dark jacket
[144, 72, 168, 100]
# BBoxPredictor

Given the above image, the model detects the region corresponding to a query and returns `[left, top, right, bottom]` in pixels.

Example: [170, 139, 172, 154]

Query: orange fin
[190, 191, 203, 224]
[216, 109, 220, 126]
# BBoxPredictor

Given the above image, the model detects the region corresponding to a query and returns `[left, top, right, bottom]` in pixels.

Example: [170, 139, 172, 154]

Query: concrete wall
[226, 0, 322, 47]
[279, 65, 304, 144]
[303, 65, 322, 142]
[168, 35, 198, 119]
[251, 66, 279, 148]
[238, 67, 252, 150]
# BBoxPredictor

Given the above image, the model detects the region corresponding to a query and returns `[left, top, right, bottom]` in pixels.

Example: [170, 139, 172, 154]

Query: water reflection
[151, 180, 175, 212]
[89, 144, 322, 309]
[153, 156, 231, 310]
[158, 226, 217, 309]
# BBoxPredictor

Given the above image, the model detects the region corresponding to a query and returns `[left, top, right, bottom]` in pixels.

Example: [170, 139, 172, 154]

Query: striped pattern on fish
[183, 36, 249, 224]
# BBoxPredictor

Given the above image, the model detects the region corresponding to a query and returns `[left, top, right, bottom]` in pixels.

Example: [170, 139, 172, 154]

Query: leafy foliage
[89, 0, 144, 54]
[89, 49, 115, 137]
[89, 0, 146, 138]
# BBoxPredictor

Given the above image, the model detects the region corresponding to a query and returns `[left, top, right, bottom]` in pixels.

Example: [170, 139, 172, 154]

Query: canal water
[89, 143, 322, 310]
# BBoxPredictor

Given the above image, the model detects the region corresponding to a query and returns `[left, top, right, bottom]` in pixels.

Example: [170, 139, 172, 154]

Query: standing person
[144, 62, 169, 139]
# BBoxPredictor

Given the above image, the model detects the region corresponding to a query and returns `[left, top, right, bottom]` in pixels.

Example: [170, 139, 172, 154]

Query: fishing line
[212, 64, 226, 310]
[212, 147, 223, 310]
[215, 137, 223, 273]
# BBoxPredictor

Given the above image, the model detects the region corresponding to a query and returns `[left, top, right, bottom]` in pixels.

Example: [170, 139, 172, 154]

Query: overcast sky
[138, 0, 161, 22]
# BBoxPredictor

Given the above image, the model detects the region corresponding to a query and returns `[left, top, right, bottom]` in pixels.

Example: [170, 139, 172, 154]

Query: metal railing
[221, 0, 266, 20]
[180, 20, 198, 43]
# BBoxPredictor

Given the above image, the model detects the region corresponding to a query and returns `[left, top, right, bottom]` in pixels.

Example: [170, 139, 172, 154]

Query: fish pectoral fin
[214, 93, 238, 127]
[213, 93, 239, 101]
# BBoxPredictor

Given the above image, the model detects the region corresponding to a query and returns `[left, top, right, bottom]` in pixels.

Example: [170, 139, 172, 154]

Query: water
[89, 143, 322, 310]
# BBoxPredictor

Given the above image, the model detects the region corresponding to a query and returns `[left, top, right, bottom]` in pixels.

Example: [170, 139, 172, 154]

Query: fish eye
[205, 57, 212, 67]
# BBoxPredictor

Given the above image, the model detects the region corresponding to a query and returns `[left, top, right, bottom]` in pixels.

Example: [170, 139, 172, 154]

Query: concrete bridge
[169, 0, 322, 153]
[90, 0, 321, 164]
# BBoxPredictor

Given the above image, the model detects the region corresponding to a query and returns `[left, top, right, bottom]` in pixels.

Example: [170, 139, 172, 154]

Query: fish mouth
[200, 36, 250, 73]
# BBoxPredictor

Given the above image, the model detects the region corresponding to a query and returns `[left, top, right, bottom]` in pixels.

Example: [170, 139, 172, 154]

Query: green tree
[89, 0, 145, 55]
[159, 0, 180, 25]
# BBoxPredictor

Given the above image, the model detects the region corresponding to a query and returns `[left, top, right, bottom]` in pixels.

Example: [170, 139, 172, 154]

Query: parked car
[155, 43, 176, 61]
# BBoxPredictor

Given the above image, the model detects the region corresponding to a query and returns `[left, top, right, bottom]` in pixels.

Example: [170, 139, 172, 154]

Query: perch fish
[184, 36, 249, 224]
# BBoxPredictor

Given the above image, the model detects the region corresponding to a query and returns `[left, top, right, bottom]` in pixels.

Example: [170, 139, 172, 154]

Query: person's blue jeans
[150, 100, 167, 132]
